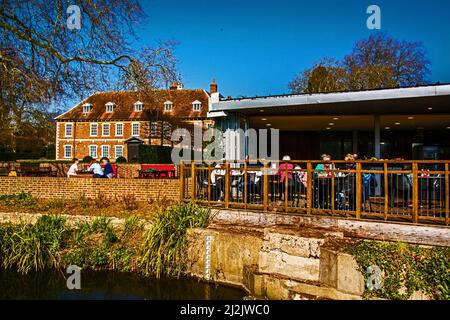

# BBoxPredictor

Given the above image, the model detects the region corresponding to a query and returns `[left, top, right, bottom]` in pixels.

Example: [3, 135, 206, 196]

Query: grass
[0, 192, 174, 219]
[0, 202, 209, 278]
[0, 215, 68, 274]
[140, 202, 211, 278]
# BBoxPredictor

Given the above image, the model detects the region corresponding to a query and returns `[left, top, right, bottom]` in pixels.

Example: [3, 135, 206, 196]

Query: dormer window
[192, 100, 202, 112]
[105, 102, 115, 113]
[134, 101, 143, 112]
[164, 101, 173, 112]
[82, 103, 92, 114]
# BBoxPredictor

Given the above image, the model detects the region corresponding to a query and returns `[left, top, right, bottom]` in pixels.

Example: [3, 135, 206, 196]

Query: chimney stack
[210, 79, 218, 94]
[169, 82, 183, 90]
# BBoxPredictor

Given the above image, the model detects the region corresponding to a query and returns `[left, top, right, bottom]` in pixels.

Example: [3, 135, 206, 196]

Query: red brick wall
[55, 120, 214, 160]
[0, 177, 181, 202]
[56, 121, 150, 160]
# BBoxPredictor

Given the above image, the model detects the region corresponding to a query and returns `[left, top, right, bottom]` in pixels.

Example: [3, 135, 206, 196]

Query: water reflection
[0, 270, 246, 300]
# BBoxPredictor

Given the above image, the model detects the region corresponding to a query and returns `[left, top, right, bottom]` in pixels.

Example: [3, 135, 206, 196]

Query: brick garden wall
[0, 162, 176, 179]
[0, 177, 180, 202]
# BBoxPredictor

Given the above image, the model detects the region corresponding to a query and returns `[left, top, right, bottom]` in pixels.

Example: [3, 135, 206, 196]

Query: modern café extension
[181, 84, 450, 226]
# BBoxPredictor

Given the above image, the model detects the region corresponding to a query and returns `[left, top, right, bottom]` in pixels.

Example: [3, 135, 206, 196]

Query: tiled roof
[56, 89, 210, 121]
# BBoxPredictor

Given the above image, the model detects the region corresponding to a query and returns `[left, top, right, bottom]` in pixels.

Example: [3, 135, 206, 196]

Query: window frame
[164, 101, 173, 112]
[192, 100, 202, 112]
[115, 145, 124, 159]
[131, 122, 140, 137]
[90, 123, 98, 137]
[63, 145, 72, 159]
[134, 101, 143, 112]
[64, 123, 73, 137]
[115, 123, 124, 136]
[101, 145, 110, 158]
[102, 123, 110, 136]
[89, 145, 98, 159]
[150, 121, 158, 137]
[82, 103, 92, 114]
[105, 102, 115, 113]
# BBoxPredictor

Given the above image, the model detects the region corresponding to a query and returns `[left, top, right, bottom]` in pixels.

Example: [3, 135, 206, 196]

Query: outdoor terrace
[180, 160, 450, 226]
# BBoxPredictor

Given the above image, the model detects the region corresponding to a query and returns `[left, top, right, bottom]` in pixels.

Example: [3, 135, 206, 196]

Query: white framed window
[132, 122, 140, 137]
[163, 121, 171, 132]
[150, 122, 158, 136]
[64, 123, 73, 137]
[164, 101, 173, 112]
[102, 123, 110, 136]
[105, 102, 115, 113]
[101, 145, 110, 158]
[89, 145, 98, 159]
[90, 123, 98, 136]
[115, 145, 124, 159]
[115, 123, 123, 136]
[134, 101, 143, 112]
[82, 103, 92, 114]
[63, 145, 72, 159]
[192, 100, 202, 112]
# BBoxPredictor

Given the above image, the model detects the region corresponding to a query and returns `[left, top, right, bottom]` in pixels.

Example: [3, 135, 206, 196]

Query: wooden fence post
[263, 162, 269, 211]
[307, 162, 313, 215]
[356, 162, 362, 219]
[384, 162, 389, 221]
[285, 162, 289, 212]
[445, 163, 449, 226]
[225, 161, 230, 209]
[191, 162, 196, 202]
[179, 161, 184, 201]
[412, 162, 419, 224]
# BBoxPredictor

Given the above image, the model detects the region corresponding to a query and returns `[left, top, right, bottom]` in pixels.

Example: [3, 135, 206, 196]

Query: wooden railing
[180, 160, 450, 226]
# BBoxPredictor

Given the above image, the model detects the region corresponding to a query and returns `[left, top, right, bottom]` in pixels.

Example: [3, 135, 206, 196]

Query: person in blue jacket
[100, 157, 114, 178]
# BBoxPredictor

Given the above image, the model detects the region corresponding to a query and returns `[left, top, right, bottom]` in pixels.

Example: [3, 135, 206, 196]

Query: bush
[115, 156, 127, 163]
[82, 155, 93, 163]
[138, 145, 175, 164]
[140, 202, 210, 278]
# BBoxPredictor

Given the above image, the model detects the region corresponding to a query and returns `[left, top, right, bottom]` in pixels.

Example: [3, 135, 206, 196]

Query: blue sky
[133, 0, 450, 97]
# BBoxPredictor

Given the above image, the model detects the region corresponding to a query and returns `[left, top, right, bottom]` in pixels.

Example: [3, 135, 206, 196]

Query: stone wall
[0, 176, 180, 202]
[186, 226, 368, 300]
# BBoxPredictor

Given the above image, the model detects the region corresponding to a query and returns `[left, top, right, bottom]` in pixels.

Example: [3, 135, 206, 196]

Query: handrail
[181, 160, 450, 227]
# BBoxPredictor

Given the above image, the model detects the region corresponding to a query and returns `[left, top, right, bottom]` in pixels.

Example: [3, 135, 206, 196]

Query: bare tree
[0, 0, 179, 157]
[344, 33, 430, 90]
[289, 34, 431, 94]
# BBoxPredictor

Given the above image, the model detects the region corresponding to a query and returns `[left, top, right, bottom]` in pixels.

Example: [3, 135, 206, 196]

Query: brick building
[55, 81, 218, 160]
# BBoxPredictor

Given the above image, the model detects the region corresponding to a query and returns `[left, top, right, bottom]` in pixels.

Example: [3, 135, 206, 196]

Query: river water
[0, 270, 246, 300]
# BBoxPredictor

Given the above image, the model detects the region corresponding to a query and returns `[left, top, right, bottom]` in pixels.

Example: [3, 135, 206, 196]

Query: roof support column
[374, 114, 382, 196]
[352, 130, 358, 155]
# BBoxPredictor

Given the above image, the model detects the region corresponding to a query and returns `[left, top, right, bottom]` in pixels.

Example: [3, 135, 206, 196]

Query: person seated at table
[246, 160, 263, 203]
[314, 154, 334, 209]
[315, 154, 335, 177]
[278, 155, 294, 201]
[88, 159, 104, 178]
[100, 157, 114, 178]
[211, 162, 226, 201]
[67, 158, 79, 178]
[340, 154, 358, 210]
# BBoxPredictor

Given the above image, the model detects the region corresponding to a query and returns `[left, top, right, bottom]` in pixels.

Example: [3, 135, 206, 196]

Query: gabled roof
[56, 89, 210, 121]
